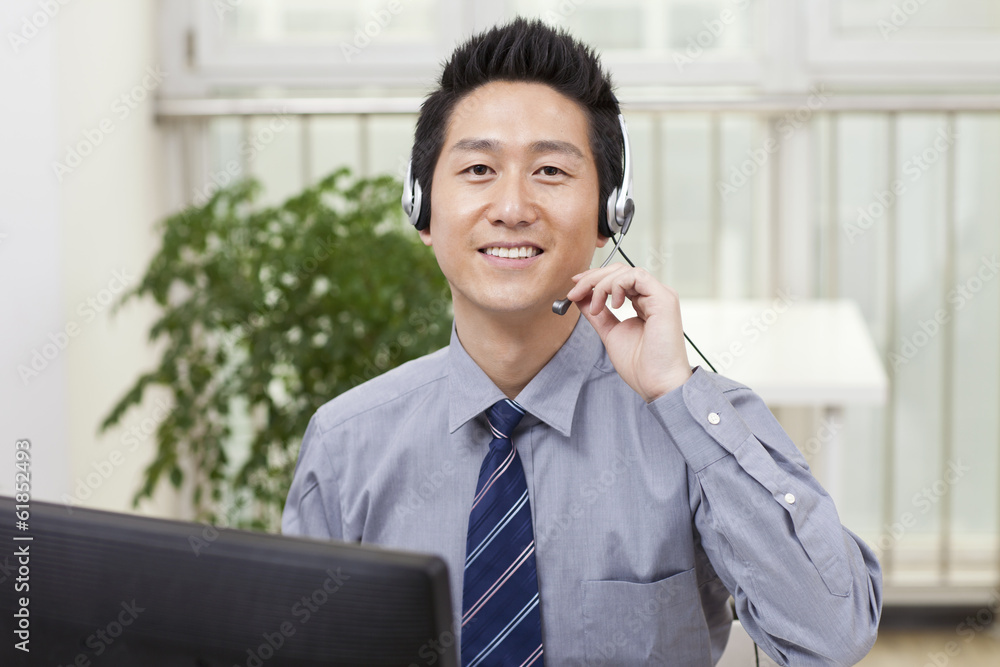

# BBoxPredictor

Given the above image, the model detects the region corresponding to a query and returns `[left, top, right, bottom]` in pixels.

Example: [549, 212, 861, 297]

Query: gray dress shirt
[282, 316, 882, 666]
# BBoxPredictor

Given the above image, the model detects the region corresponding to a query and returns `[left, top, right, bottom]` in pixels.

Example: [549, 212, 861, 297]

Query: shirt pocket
[581, 568, 712, 666]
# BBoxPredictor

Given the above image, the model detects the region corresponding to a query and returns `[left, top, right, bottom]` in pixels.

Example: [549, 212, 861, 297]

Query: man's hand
[566, 264, 693, 402]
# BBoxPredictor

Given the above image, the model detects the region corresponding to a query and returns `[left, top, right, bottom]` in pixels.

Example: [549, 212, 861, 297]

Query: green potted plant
[101, 167, 452, 530]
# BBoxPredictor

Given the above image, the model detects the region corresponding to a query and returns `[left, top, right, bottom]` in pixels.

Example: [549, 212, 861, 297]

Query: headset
[402, 114, 633, 238]
[401, 112, 717, 372]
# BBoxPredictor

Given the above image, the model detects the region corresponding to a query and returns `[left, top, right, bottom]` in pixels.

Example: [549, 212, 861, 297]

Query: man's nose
[488, 174, 537, 227]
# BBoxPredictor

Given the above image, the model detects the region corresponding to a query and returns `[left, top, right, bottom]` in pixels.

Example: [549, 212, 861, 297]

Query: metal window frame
[158, 0, 779, 95]
[160, 0, 1000, 98]
[159, 0, 468, 95]
[806, 0, 1000, 86]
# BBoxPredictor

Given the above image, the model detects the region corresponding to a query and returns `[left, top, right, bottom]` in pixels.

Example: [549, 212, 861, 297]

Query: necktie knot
[487, 399, 525, 441]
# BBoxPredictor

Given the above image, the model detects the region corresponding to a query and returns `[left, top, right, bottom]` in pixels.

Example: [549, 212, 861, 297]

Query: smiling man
[283, 18, 882, 666]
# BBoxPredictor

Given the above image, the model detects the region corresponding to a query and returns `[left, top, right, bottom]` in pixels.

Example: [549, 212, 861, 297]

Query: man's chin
[456, 290, 564, 319]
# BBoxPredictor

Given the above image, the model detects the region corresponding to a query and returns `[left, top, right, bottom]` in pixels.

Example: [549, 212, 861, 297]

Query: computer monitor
[1, 496, 457, 666]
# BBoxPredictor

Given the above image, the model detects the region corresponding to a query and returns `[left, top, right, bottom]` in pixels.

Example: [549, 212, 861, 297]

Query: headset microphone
[551, 231, 628, 316]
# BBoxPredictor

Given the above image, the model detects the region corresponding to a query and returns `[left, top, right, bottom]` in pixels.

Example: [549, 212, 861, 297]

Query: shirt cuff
[646, 366, 753, 472]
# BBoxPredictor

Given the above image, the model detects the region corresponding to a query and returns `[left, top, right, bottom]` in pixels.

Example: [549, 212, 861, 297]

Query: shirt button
[784, 493, 796, 504]
[707, 412, 720, 425]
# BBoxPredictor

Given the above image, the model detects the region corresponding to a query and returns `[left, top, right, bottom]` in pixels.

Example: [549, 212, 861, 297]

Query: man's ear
[418, 225, 433, 247]
[596, 233, 609, 249]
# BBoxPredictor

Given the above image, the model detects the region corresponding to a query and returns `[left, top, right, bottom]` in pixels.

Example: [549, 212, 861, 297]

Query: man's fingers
[567, 263, 628, 299]
[610, 281, 636, 310]
[576, 290, 620, 339]
[568, 265, 678, 322]
[585, 268, 641, 316]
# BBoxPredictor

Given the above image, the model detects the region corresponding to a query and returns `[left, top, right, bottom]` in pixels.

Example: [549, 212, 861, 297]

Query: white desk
[612, 298, 888, 494]
[678, 299, 887, 406]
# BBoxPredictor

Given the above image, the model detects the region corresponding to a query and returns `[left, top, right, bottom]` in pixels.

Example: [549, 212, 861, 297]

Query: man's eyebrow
[528, 140, 585, 159]
[448, 138, 585, 159]
[450, 138, 501, 154]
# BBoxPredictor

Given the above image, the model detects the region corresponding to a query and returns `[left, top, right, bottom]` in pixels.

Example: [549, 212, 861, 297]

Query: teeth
[483, 246, 540, 258]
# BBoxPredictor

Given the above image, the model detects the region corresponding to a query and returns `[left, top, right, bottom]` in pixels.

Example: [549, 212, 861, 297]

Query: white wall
[1, 0, 69, 506]
[1, 0, 178, 517]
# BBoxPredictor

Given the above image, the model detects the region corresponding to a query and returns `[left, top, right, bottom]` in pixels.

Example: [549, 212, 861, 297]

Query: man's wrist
[644, 366, 694, 403]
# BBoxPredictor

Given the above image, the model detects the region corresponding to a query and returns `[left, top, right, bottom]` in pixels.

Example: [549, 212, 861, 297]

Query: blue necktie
[461, 399, 544, 667]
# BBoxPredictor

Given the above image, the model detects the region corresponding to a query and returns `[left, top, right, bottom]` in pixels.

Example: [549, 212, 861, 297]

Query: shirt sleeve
[647, 366, 883, 666]
[281, 414, 344, 539]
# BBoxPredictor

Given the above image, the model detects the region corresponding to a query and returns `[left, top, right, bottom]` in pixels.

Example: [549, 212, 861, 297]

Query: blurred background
[2, 0, 999, 662]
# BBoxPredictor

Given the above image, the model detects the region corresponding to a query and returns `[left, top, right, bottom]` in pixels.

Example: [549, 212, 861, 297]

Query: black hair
[411, 17, 622, 232]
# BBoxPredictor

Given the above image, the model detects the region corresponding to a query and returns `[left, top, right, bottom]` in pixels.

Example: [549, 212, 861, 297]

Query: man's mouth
[479, 246, 542, 259]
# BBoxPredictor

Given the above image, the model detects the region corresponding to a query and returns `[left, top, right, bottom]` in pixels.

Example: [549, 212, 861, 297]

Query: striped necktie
[461, 398, 544, 667]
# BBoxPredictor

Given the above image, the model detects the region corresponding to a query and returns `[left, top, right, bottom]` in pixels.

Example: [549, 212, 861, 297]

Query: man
[283, 18, 882, 666]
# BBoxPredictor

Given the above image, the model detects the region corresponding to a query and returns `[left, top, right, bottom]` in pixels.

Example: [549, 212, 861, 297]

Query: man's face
[420, 81, 607, 320]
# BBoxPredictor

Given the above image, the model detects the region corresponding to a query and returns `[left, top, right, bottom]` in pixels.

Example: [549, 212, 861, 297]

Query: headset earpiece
[402, 158, 425, 229]
[601, 114, 634, 238]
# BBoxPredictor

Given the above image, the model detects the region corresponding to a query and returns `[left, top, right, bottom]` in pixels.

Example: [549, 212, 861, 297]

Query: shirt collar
[447, 315, 604, 436]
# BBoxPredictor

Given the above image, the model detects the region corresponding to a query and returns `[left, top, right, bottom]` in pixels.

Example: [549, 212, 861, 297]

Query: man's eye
[541, 166, 563, 176]
[469, 165, 489, 176]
